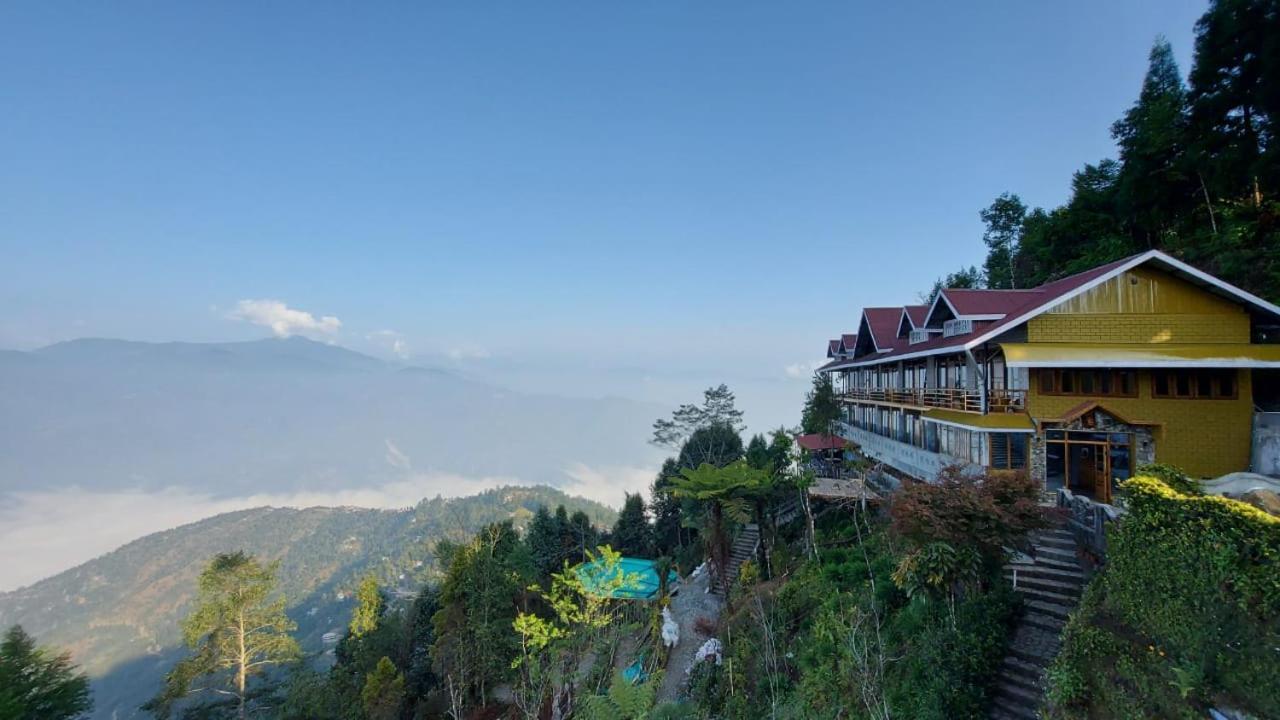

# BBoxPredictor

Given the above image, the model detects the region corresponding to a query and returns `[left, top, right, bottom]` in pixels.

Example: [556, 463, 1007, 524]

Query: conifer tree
[360, 657, 405, 720]
[348, 574, 384, 639]
[611, 493, 653, 557]
[146, 552, 300, 720]
[0, 625, 92, 720]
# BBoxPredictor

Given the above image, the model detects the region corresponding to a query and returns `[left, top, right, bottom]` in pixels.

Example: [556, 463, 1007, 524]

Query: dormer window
[943, 318, 974, 337]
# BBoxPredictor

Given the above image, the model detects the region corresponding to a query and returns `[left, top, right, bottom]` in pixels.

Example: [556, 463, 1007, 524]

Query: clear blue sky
[0, 1, 1207, 430]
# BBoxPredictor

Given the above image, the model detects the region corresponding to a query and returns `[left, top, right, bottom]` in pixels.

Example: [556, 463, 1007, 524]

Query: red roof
[904, 305, 928, 327]
[828, 253, 1148, 368]
[795, 433, 849, 451]
[827, 339, 840, 357]
[940, 288, 1041, 317]
[862, 308, 903, 351]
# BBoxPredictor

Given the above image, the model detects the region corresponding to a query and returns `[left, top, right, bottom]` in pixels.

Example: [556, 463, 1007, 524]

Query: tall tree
[651, 384, 746, 450]
[610, 493, 653, 557]
[360, 657, 405, 720]
[675, 423, 744, 470]
[980, 193, 1027, 289]
[0, 625, 92, 720]
[430, 522, 527, 709]
[146, 552, 300, 720]
[1188, 0, 1279, 204]
[348, 574, 384, 639]
[525, 505, 563, 579]
[801, 373, 840, 435]
[650, 458, 685, 556]
[1113, 37, 1192, 246]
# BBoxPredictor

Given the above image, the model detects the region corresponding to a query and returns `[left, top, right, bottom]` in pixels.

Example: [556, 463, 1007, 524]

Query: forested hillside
[0, 486, 614, 720]
[946, 0, 1280, 305]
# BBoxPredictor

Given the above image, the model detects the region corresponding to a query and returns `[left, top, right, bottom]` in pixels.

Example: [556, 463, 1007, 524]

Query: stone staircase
[714, 523, 760, 595]
[990, 525, 1084, 720]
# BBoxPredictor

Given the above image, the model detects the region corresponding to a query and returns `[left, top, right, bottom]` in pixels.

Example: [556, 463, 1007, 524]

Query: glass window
[1079, 372, 1095, 394]
[1040, 370, 1056, 393]
[1046, 442, 1066, 491]
[1175, 373, 1192, 397]
[1153, 373, 1171, 397]
[1117, 371, 1137, 396]
[1196, 373, 1214, 398]
[1060, 371, 1075, 394]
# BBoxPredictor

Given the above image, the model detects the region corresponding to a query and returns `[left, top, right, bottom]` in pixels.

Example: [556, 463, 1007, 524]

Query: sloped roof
[827, 339, 840, 357]
[795, 433, 850, 451]
[861, 308, 904, 351]
[823, 251, 1278, 371]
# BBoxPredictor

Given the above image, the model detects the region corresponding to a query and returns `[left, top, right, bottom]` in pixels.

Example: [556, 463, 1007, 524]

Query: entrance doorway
[1045, 429, 1133, 504]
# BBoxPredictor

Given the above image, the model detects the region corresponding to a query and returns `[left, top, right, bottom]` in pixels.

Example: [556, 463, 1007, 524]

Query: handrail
[839, 386, 1026, 413]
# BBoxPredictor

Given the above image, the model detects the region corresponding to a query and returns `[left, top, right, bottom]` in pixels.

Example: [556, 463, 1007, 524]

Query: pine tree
[0, 625, 92, 720]
[1113, 37, 1191, 245]
[146, 552, 300, 720]
[650, 458, 685, 556]
[525, 505, 563, 578]
[360, 657, 405, 720]
[611, 493, 653, 557]
[800, 373, 840, 435]
[745, 434, 770, 470]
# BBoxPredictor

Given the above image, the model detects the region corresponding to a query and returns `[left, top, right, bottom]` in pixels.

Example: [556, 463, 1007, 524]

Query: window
[1039, 370, 1139, 398]
[989, 432, 1029, 470]
[1151, 370, 1238, 400]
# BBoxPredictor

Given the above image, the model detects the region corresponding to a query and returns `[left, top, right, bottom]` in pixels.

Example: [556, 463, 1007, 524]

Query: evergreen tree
[1188, 0, 1279, 203]
[745, 433, 770, 470]
[611, 493, 653, 557]
[146, 552, 300, 720]
[568, 510, 598, 559]
[430, 522, 527, 708]
[922, 265, 982, 303]
[348, 574, 383, 639]
[0, 625, 92, 720]
[1113, 37, 1192, 246]
[651, 385, 746, 450]
[650, 458, 685, 556]
[800, 373, 840, 435]
[360, 657, 405, 720]
[675, 423, 744, 470]
[525, 505, 563, 578]
[980, 193, 1027, 289]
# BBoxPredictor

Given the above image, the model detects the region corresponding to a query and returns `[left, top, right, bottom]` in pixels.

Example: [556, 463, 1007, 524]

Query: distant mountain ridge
[0, 485, 616, 720]
[0, 336, 663, 495]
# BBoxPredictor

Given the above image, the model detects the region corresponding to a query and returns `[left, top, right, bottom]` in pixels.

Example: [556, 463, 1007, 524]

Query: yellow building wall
[1027, 369, 1253, 478]
[1028, 266, 1250, 344]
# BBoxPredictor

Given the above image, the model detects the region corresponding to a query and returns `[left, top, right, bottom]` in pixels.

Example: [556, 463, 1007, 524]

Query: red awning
[795, 433, 849, 451]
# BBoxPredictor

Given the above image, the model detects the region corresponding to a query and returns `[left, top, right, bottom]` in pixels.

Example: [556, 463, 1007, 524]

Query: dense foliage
[1046, 474, 1280, 718]
[0, 625, 92, 720]
[949, 0, 1280, 306]
[690, 509, 1020, 719]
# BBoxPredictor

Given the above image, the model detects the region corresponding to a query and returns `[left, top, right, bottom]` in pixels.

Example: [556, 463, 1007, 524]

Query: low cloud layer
[0, 461, 656, 592]
[229, 299, 341, 338]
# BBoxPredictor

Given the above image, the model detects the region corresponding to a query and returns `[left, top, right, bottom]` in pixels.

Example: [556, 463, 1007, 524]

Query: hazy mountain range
[0, 486, 616, 720]
[0, 336, 664, 590]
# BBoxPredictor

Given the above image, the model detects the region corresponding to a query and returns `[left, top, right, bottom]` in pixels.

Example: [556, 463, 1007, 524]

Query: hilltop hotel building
[818, 250, 1280, 503]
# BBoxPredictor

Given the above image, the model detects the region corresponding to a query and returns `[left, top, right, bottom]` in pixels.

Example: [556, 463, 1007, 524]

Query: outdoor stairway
[990, 526, 1085, 720]
[714, 523, 760, 595]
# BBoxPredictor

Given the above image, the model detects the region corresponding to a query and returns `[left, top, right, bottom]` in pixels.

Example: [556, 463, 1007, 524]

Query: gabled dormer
[897, 305, 937, 345]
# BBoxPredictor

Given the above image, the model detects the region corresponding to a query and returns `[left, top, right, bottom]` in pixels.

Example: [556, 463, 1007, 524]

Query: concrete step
[1006, 573, 1082, 597]
[1021, 611, 1066, 633]
[1007, 624, 1061, 666]
[1014, 584, 1078, 606]
[1034, 535, 1076, 551]
[1032, 554, 1084, 572]
[995, 679, 1043, 712]
[1024, 599, 1074, 622]
[989, 691, 1039, 720]
[1034, 545, 1079, 562]
[1000, 656, 1045, 691]
[1005, 562, 1085, 582]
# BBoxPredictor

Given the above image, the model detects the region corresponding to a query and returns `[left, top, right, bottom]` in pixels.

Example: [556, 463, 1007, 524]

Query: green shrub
[1135, 462, 1202, 495]
[1046, 475, 1280, 719]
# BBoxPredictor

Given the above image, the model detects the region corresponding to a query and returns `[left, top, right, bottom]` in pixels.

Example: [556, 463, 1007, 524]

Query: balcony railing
[839, 386, 1027, 413]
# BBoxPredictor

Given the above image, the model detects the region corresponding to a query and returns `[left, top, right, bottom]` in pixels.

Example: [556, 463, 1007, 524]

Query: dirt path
[656, 567, 723, 704]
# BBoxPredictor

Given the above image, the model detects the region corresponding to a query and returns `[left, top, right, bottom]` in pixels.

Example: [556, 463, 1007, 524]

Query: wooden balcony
[839, 386, 1026, 413]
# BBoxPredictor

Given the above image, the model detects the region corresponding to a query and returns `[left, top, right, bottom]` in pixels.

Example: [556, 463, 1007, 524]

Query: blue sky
[0, 1, 1207, 431]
